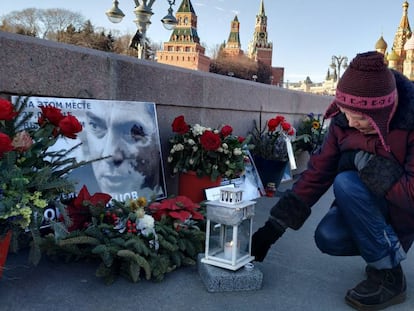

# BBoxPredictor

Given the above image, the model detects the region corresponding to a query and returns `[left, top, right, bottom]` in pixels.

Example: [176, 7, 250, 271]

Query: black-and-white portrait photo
[17, 97, 167, 202]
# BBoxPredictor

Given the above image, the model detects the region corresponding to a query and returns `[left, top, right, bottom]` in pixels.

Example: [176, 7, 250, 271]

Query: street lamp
[106, 0, 125, 23]
[330, 55, 348, 82]
[161, 1, 178, 30]
[106, 0, 178, 59]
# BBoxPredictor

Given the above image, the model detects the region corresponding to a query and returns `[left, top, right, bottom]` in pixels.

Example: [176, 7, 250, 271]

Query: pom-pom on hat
[325, 51, 397, 152]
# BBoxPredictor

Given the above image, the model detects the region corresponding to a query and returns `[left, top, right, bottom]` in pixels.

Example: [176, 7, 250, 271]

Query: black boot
[345, 264, 406, 311]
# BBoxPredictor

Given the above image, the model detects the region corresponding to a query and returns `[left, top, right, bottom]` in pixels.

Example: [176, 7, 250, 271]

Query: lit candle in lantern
[224, 241, 233, 259]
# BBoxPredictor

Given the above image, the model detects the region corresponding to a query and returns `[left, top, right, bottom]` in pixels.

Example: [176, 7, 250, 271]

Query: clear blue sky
[1, 0, 408, 82]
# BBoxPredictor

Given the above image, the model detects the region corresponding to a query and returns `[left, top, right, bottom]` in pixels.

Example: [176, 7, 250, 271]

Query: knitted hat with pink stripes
[325, 51, 397, 152]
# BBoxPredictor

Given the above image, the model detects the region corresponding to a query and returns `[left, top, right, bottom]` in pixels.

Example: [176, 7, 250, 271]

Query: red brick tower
[156, 0, 210, 71]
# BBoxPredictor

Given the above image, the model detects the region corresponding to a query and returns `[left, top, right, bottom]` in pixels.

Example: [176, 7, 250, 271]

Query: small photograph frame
[241, 151, 266, 199]
[219, 151, 265, 200]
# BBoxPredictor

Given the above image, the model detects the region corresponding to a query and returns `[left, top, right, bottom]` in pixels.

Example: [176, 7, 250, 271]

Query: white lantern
[201, 187, 255, 270]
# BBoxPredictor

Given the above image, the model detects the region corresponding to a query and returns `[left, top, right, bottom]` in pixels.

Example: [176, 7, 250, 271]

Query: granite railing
[0, 31, 333, 194]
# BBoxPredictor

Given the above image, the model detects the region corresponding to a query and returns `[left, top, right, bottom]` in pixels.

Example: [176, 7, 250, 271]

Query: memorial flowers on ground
[168, 115, 249, 181]
[43, 187, 206, 284]
[0, 97, 84, 264]
[293, 112, 327, 154]
[249, 113, 295, 161]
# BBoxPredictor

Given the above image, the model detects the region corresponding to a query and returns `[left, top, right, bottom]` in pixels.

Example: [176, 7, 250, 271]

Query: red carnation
[268, 115, 285, 132]
[172, 115, 190, 134]
[267, 118, 278, 131]
[39, 105, 65, 126]
[58, 114, 82, 139]
[200, 130, 221, 151]
[275, 115, 285, 123]
[281, 121, 291, 131]
[220, 125, 233, 137]
[0, 132, 13, 157]
[0, 98, 18, 120]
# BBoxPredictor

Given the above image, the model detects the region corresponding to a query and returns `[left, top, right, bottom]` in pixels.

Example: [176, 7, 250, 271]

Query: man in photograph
[72, 100, 166, 201]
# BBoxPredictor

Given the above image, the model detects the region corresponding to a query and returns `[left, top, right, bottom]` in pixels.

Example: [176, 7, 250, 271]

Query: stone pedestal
[197, 254, 263, 292]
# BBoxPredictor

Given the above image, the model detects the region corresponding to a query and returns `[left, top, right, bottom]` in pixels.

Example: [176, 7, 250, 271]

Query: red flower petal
[190, 210, 204, 220]
[89, 193, 112, 206]
[200, 130, 221, 151]
[0, 98, 18, 120]
[220, 125, 233, 137]
[169, 210, 191, 222]
[73, 185, 92, 207]
[39, 105, 65, 126]
[171, 115, 190, 134]
[58, 115, 82, 139]
[0, 132, 13, 157]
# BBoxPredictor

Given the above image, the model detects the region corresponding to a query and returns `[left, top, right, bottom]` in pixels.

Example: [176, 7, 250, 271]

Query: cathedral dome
[387, 49, 400, 61]
[375, 35, 388, 50]
[404, 34, 414, 50]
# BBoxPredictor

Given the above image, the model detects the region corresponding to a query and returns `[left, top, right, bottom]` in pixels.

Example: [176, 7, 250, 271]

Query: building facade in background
[221, 0, 284, 86]
[289, 1, 414, 95]
[157, 0, 284, 85]
[375, 0, 414, 81]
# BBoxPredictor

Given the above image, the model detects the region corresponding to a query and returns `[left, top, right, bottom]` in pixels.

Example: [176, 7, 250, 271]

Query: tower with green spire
[247, 0, 273, 66]
[222, 15, 243, 57]
[156, 0, 210, 71]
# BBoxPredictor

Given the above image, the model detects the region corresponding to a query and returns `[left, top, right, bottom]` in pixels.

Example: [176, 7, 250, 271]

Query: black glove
[252, 218, 285, 262]
[270, 191, 311, 230]
[359, 155, 403, 197]
[252, 191, 310, 262]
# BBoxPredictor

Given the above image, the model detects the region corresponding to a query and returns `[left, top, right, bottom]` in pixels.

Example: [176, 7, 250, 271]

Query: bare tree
[210, 53, 258, 81]
[40, 8, 84, 40]
[1, 7, 165, 61]
[1, 8, 85, 39]
[0, 18, 36, 36]
[57, 20, 114, 52]
[149, 40, 162, 60]
[112, 33, 134, 55]
[205, 43, 223, 59]
[1, 8, 39, 36]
